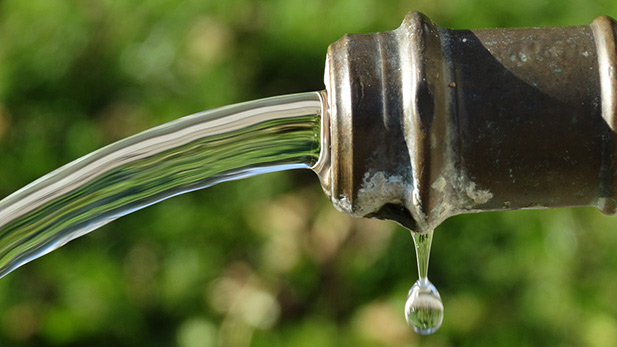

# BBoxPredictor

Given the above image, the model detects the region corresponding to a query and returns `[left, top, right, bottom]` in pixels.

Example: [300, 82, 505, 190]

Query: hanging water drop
[405, 278, 444, 334]
[404, 229, 444, 334]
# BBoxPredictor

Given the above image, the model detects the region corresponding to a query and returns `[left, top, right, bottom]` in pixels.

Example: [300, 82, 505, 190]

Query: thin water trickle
[405, 229, 444, 335]
[0, 92, 325, 278]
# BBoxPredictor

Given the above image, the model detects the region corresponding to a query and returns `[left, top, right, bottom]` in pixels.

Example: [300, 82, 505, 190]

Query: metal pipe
[317, 12, 617, 233]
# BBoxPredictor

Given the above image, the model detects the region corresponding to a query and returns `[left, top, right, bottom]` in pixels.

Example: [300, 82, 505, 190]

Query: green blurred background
[0, 0, 616, 346]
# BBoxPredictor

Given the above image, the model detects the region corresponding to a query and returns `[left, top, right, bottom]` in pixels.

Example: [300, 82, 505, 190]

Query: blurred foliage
[0, 0, 616, 346]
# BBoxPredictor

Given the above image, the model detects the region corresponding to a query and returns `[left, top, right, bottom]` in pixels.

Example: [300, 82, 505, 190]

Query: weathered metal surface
[319, 13, 617, 232]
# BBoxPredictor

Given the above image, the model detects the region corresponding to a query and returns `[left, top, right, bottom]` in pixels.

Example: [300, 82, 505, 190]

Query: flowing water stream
[0, 92, 324, 278]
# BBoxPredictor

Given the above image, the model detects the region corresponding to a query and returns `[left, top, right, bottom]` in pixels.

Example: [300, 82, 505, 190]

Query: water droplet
[404, 229, 444, 334]
[405, 279, 444, 335]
